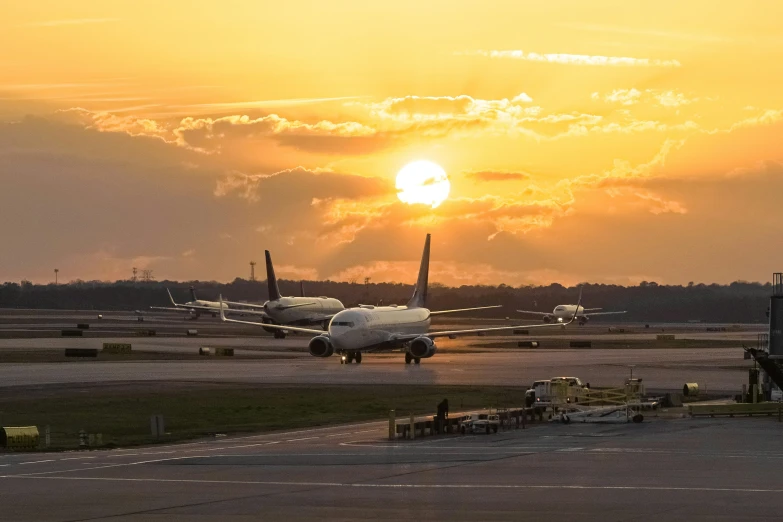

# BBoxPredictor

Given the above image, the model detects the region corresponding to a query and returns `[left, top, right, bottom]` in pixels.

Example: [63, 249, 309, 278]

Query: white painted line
[285, 437, 319, 443]
[18, 460, 54, 465]
[2, 475, 783, 494]
[60, 456, 97, 461]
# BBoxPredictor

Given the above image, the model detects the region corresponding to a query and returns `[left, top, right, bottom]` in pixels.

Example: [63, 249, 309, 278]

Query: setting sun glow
[396, 161, 451, 209]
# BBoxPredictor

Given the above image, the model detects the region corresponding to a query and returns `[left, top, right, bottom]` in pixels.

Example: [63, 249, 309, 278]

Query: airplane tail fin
[406, 233, 430, 309]
[300, 281, 306, 297]
[189, 286, 198, 302]
[265, 250, 282, 301]
[166, 288, 178, 306]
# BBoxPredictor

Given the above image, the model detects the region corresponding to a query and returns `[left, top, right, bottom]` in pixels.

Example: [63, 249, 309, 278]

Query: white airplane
[220, 234, 578, 364]
[518, 301, 625, 325]
[150, 287, 238, 319]
[221, 250, 345, 338]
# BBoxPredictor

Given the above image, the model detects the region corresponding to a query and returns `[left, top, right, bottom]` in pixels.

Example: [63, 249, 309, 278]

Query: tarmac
[0, 343, 752, 392]
[1, 416, 782, 521]
[0, 309, 778, 520]
[0, 309, 761, 392]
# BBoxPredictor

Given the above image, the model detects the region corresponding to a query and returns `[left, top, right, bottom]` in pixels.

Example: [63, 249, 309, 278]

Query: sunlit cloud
[592, 88, 699, 107]
[465, 170, 531, 183]
[457, 50, 681, 67]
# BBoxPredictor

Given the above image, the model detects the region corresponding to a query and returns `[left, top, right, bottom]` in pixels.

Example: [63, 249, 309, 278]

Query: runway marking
[2, 474, 783, 494]
[60, 456, 97, 461]
[285, 437, 319, 442]
[18, 460, 54, 465]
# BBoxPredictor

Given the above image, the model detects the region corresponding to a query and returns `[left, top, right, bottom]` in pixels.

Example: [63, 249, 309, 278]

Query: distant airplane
[151, 287, 242, 320]
[518, 299, 625, 325]
[221, 250, 344, 338]
[220, 234, 576, 364]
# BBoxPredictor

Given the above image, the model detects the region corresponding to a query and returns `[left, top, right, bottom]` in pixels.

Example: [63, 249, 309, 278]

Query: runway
[1, 416, 782, 520]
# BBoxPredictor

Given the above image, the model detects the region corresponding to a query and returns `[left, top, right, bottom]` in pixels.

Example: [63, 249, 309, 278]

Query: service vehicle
[459, 413, 499, 434]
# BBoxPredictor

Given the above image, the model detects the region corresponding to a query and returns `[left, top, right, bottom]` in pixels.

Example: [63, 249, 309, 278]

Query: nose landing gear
[340, 352, 362, 364]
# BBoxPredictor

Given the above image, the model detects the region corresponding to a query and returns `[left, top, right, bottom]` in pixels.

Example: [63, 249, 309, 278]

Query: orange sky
[2, 1, 783, 286]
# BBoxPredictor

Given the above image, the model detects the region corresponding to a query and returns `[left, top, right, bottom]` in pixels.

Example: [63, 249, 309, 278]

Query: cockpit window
[332, 321, 354, 327]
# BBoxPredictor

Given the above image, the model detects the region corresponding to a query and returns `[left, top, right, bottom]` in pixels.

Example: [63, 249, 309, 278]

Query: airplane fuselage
[187, 300, 227, 311]
[265, 296, 344, 327]
[326, 306, 431, 352]
[551, 304, 585, 322]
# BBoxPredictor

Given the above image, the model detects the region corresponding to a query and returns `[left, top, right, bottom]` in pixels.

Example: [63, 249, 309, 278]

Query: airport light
[54, 268, 59, 285]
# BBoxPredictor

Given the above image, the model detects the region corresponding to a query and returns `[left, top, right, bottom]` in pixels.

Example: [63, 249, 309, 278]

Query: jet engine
[543, 315, 553, 323]
[261, 316, 277, 334]
[409, 336, 437, 359]
[578, 316, 588, 325]
[308, 335, 334, 357]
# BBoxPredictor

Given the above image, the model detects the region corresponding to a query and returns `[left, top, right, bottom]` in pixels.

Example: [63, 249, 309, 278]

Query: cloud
[465, 170, 531, 183]
[26, 18, 120, 27]
[607, 187, 688, 215]
[457, 50, 681, 67]
[214, 167, 389, 203]
[174, 114, 381, 154]
[57, 107, 173, 142]
[592, 88, 699, 107]
[593, 89, 643, 105]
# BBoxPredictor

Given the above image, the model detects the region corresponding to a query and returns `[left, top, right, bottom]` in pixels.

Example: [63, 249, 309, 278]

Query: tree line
[0, 279, 773, 323]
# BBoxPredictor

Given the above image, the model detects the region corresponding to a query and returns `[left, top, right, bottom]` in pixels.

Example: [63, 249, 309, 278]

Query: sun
[396, 160, 451, 208]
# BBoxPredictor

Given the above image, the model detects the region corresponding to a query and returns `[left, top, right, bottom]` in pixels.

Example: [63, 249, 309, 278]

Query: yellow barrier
[657, 334, 676, 341]
[1, 427, 40, 449]
[689, 402, 782, 417]
[214, 348, 234, 357]
[103, 343, 132, 354]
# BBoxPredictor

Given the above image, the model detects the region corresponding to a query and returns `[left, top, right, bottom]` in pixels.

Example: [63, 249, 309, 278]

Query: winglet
[219, 294, 227, 322]
[300, 281, 306, 298]
[265, 250, 282, 301]
[406, 233, 430, 309]
[166, 288, 178, 306]
[189, 286, 198, 302]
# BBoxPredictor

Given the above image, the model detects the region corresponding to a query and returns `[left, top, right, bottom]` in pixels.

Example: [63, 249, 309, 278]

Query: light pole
[54, 269, 59, 285]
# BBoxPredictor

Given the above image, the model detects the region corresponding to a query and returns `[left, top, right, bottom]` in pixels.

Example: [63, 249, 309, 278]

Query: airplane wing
[424, 318, 573, 340]
[218, 296, 324, 335]
[271, 302, 318, 311]
[583, 310, 627, 317]
[429, 305, 502, 316]
[222, 300, 317, 311]
[516, 310, 550, 316]
[390, 292, 583, 341]
[584, 307, 602, 312]
[222, 300, 265, 309]
[149, 305, 220, 313]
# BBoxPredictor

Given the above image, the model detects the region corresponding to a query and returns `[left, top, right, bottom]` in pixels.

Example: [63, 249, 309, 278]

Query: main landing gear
[404, 353, 421, 365]
[340, 352, 362, 364]
[273, 331, 287, 339]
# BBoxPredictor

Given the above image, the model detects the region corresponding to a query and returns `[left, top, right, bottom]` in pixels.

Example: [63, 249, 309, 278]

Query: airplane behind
[222, 250, 344, 338]
[150, 287, 242, 319]
[518, 300, 625, 325]
[220, 234, 578, 364]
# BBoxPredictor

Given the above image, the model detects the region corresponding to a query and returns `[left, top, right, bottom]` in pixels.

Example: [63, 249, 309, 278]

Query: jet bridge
[744, 346, 783, 397]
